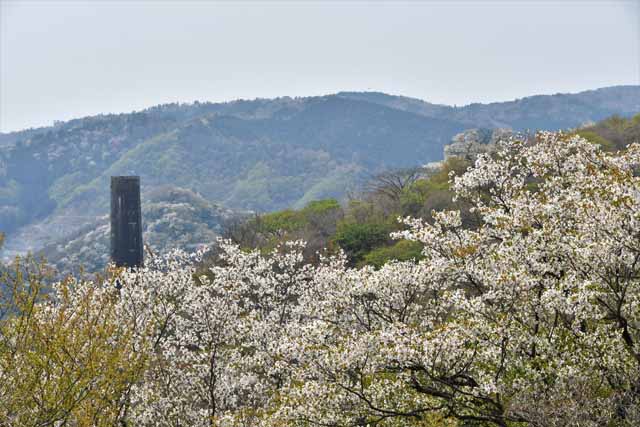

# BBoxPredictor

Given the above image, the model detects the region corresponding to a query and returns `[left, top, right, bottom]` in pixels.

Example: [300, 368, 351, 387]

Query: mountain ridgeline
[1, 86, 639, 263]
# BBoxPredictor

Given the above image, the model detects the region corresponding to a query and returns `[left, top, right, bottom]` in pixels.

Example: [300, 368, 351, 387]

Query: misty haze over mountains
[1, 85, 639, 263]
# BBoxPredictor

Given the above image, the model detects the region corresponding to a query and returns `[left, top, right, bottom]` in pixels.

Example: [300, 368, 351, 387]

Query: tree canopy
[3, 131, 640, 426]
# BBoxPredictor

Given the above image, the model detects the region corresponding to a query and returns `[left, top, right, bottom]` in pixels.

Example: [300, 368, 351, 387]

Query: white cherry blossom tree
[5, 132, 639, 427]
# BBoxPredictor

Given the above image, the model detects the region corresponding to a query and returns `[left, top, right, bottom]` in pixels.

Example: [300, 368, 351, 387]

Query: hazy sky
[1, 0, 638, 133]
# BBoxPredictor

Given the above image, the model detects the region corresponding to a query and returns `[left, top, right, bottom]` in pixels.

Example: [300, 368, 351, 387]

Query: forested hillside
[1, 86, 638, 262]
[22, 113, 640, 277]
[225, 113, 640, 269]
[0, 96, 466, 250]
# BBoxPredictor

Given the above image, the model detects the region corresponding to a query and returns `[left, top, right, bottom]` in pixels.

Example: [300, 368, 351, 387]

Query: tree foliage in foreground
[0, 255, 150, 426]
[2, 132, 640, 426]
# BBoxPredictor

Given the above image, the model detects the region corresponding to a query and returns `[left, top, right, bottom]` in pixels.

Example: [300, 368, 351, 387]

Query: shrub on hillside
[332, 221, 393, 264]
[362, 239, 424, 268]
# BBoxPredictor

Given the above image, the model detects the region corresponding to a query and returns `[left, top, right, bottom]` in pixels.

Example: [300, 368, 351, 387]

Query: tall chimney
[110, 176, 143, 268]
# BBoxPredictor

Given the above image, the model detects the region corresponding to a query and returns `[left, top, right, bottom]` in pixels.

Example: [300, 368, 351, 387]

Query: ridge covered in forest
[1, 86, 638, 265]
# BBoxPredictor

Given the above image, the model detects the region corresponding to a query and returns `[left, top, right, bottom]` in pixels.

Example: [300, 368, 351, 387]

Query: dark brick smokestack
[110, 176, 143, 268]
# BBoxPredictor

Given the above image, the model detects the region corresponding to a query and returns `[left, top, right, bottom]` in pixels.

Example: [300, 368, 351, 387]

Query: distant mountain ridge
[337, 85, 640, 129]
[1, 85, 638, 261]
[2, 85, 638, 144]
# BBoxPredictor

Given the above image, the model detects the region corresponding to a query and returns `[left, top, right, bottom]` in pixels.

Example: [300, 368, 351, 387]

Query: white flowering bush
[114, 242, 316, 426]
[270, 133, 640, 427]
[3, 132, 640, 426]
